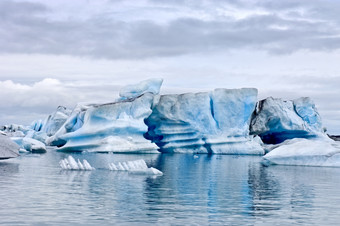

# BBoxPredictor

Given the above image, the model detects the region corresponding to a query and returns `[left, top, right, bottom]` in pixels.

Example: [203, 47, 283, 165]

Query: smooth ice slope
[145, 88, 264, 154]
[263, 137, 340, 167]
[108, 159, 163, 175]
[60, 156, 95, 170]
[0, 135, 20, 159]
[250, 97, 323, 144]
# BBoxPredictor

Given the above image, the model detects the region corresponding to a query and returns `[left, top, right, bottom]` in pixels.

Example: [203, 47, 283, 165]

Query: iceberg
[20, 137, 47, 153]
[48, 79, 162, 153]
[108, 159, 163, 175]
[59, 155, 95, 170]
[250, 97, 323, 144]
[0, 135, 20, 159]
[12, 78, 331, 158]
[263, 137, 340, 167]
[145, 88, 264, 154]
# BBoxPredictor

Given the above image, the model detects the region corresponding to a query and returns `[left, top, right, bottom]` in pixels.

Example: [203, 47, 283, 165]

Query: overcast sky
[1, 0, 340, 133]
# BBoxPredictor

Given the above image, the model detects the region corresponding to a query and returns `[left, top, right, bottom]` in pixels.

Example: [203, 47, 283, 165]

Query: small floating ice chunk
[263, 138, 340, 167]
[59, 156, 95, 170]
[108, 159, 163, 175]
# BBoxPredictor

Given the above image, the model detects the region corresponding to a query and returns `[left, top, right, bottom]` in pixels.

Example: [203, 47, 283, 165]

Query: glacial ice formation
[119, 78, 163, 99]
[5, 78, 331, 158]
[108, 159, 163, 175]
[263, 137, 340, 167]
[27, 106, 72, 144]
[145, 88, 264, 154]
[250, 97, 323, 144]
[0, 135, 20, 159]
[47, 79, 162, 153]
[40, 106, 72, 136]
[46, 103, 94, 147]
[59, 156, 95, 170]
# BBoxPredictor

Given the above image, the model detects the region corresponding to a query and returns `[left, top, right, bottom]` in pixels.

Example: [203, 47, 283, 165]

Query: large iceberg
[263, 137, 340, 167]
[9, 78, 331, 158]
[0, 135, 20, 159]
[47, 79, 162, 153]
[145, 88, 264, 154]
[250, 97, 323, 144]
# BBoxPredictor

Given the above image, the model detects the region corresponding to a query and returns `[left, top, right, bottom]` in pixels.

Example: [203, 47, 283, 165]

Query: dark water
[1, 150, 340, 225]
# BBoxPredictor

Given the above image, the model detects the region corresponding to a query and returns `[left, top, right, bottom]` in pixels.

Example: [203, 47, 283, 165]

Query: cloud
[0, 0, 340, 59]
[0, 78, 121, 125]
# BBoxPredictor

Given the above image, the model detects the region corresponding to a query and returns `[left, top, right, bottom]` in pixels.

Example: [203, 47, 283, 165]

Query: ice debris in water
[59, 156, 95, 170]
[108, 159, 163, 175]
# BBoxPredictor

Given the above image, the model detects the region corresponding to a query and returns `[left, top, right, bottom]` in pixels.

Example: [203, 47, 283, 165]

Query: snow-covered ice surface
[250, 97, 323, 144]
[0, 135, 20, 159]
[145, 88, 264, 154]
[263, 137, 340, 167]
[59, 155, 95, 170]
[108, 159, 163, 175]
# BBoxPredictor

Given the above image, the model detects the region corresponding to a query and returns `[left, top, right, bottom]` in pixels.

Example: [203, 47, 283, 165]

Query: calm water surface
[1, 149, 340, 225]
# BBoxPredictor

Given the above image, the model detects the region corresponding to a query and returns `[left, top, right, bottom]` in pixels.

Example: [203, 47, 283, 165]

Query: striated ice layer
[59, 156, 95, 170]
[263, 137, 340, 167]
[108, 159, 163, 175]
[145, 88, 264, 154]
[250, 97, 323, 144]
[49, 93, 159, 153]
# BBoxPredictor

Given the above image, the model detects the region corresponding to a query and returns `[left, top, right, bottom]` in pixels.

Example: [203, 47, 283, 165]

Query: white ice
[108, 159, 163, 175]
[59, 155, 95, 170]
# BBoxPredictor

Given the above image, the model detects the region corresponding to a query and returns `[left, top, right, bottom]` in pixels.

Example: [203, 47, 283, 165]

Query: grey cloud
[1, 0, 340, 59]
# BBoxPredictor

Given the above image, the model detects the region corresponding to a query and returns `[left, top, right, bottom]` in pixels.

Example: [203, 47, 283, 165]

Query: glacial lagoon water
[1, 149, 340, 225]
